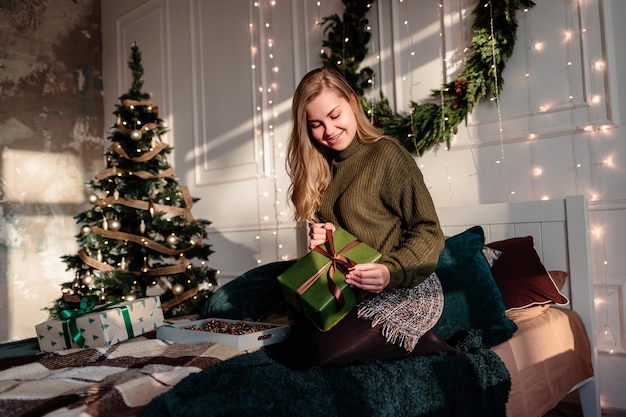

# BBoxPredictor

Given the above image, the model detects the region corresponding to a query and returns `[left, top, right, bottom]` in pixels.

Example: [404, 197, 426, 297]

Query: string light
[521, 6, 547, 201]
[399, 0, 420, 153]
[250, 0, 287, 264]
[574, 0, 618, 354]
[433, 0, 453, 201]
[486, 0, 512, 199]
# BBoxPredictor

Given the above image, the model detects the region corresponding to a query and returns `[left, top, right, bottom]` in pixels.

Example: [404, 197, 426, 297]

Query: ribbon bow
[59, 297, 133, 348]
[59, 296, 99, 347]
[296, 229, 361, 308]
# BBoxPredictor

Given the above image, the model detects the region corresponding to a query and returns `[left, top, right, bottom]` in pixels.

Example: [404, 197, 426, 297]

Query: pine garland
[321, 0, 535, 155]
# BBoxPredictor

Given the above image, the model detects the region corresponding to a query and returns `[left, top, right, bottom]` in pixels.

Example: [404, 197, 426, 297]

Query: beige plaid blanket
[0, 335, 241, 417]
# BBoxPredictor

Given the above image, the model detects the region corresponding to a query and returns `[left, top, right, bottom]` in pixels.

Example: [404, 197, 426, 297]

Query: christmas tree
[48, 43, 217, 319]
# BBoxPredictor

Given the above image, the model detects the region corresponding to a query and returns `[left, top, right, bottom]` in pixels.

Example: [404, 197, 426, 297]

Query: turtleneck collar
[332, 136, 365, 162]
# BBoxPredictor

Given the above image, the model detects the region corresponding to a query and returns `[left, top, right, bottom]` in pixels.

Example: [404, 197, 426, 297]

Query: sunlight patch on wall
[2, 149, 86, 204]
[3, 213, 79, 341]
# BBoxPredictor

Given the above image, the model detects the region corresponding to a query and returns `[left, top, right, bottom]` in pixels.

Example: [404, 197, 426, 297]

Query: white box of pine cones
[156, 318, 291, 351]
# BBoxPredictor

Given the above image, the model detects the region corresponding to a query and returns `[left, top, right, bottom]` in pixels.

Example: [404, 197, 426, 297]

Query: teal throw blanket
[141, 331, 510, 417]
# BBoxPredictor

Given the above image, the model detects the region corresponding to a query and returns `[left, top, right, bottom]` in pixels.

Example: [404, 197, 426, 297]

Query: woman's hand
[345, 263, 390, 294]
[308, 222, 336, 250]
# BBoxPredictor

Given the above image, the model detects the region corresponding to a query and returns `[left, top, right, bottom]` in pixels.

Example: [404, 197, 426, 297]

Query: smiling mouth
[326, 131, 342, 142]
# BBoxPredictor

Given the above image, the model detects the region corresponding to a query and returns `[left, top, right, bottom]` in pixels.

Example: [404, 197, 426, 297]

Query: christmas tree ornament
[109, 219, 121, 231]
[130, 129, 142, 141]
[141, 257, 149, 276]
[88, 194, 98, 204]
[139, 219, 146, 234]
[172, 283, 184, 295]
[102, 217, 109, 231]
[113, 189, 120, 200]
[82, 273, 95, 286]
[166, 233, 179, 246]
[81, 225, 92, 235]
[148, 199, 155, 217]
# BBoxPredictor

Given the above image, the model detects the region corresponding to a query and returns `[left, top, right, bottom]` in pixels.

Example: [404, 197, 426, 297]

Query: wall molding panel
[189, 0, 262, 186]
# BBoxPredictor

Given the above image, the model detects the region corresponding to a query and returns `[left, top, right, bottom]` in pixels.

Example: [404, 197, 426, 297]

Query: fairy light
[314, 1, 321, 26]
[250, 2, 264, 266]
[577, 0, 617, 354]
[362, 1, 379, 120]
[399, 0, 421, 153]
[486, 0, 511, 199]
[434, 0, 453, 201]
[523, 6, 545, 201]
[248, 0, 287, 262]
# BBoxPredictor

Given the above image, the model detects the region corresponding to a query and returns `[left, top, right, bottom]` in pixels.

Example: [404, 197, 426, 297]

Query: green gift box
[278, 227, 381, 331]
[35, 296, 164, 352]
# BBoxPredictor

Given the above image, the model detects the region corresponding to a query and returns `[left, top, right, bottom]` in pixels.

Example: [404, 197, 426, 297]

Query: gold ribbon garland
[116, 122, 159, 135]
[91, 225, 202, 257]
[121, 99, 158, 113]
[78, 248, 192, 277]
[111, 141, 169, 163]
[160, 287, 199, 311]
[95, 166, 176, 181]
[94, 194, 195, 221]
[79, 249, 116, 272]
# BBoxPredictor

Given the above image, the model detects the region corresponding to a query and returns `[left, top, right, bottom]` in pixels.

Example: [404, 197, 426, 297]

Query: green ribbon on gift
[59, 297, 135, 348]
[296, 229, 360, 308]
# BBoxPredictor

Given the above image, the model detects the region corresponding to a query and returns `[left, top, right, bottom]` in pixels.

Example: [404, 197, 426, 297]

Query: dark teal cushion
[201, 260, 296, 320]
[431, 226, 517, 347]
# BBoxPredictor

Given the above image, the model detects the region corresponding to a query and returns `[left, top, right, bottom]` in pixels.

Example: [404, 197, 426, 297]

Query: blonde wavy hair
[286, 68, 387, 226]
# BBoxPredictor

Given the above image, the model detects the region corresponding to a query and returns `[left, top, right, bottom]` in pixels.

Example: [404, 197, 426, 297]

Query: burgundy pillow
[549, 270, 569, 290]
[486, 236, 569, 310]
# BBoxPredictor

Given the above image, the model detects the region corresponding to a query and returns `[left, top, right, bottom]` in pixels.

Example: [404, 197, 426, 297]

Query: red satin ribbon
[296, 229, 361, 308]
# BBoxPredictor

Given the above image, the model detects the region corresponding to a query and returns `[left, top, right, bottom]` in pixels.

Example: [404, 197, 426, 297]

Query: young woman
[205, 68, 458, 367]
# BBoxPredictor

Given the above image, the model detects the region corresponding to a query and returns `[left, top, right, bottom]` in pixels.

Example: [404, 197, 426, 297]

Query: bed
[0, 196, 600, 417]
[436, 195, 600, 417]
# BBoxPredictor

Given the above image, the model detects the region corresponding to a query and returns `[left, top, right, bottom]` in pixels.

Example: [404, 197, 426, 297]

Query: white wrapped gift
[35, 296, 164, 352]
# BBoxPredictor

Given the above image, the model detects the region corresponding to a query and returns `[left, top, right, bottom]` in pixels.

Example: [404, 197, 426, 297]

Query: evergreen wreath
[320, 0, 535, 155]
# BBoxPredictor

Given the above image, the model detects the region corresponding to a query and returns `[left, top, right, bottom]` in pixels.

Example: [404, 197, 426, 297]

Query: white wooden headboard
[436, 195, 600, 416]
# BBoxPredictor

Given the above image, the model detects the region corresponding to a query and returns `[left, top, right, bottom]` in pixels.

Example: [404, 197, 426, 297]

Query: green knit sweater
[317, 137, 444, 289]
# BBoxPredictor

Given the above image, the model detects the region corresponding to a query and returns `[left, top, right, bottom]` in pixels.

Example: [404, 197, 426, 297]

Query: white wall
[101, 0, 626, 410]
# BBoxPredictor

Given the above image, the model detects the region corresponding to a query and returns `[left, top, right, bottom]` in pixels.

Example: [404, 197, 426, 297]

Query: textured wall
[0, 0, 103, 341]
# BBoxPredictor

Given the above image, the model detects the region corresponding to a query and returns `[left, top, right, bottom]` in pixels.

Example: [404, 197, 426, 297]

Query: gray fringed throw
[357, 272, 444, 351]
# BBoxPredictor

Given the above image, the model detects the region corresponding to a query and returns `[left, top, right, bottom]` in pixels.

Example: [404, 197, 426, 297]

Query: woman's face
[305, 89, 357, 152]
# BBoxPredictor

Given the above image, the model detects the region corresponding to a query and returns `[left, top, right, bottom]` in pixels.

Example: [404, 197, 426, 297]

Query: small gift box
[35, 296, 164, 352]
[278, 227, 381, 331]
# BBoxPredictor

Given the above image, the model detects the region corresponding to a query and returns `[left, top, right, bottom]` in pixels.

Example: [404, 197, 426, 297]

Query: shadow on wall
[0, 0, 104, 341]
